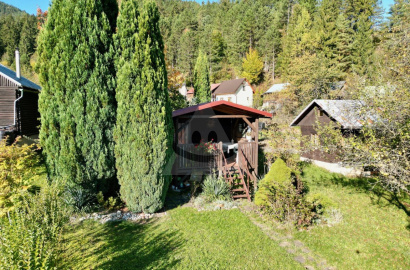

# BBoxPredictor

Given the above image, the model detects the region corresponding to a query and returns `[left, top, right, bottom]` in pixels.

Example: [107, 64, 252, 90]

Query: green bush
[0, 137, 45, 217]
[202, 173, 231, 202]
[0, 184, 69, 269]
[97, 191, 123, 211]
[306, 193, 338, 216]
[255, 159, 314, 227]
[255, 158, 293, 207]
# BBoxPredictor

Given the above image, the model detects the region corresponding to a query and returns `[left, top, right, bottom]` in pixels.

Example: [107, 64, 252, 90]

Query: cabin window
[207, 131, 217, 142]
[311, 134, 320, 146]
[192, 131, 201, 145]
[319, 110, 324, 116]
[228, 97, 232, 102]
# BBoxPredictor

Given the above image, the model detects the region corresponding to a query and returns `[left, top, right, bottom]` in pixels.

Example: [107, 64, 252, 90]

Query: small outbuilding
[0, 52, 41, 140]
[172, 101, 272, 200]
[290, 99, 376, 173]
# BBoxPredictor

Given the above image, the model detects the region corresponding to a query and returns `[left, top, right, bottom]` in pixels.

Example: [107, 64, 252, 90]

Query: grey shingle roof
[290, 99, 378, 129]
[264, 83, 290, 94]
[0, 64, 41, 90]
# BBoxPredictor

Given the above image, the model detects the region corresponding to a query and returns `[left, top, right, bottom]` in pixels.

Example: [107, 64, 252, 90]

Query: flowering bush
[194, 139, 218, 154]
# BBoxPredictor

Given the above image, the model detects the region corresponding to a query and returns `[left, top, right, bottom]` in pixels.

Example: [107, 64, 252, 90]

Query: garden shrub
[255, 158, 293, 207]
[306, 193, 338, 216]
[255, 159, 314, 227]
[97, 191, 123, 211]
[202, 173, 231, 202]
[0, 137, 45, 217]
[0, 184, 69, 269]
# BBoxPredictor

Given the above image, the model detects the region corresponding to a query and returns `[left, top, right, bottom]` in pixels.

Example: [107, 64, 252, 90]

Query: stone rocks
[294, 255, 306, 264]
[279, 241, 290, 248]
[71, 210, 167, 224]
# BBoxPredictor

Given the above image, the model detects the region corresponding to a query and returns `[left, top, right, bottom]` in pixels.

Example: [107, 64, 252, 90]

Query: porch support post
[242, 117, 257, 132]
[254, 118, 259, 187]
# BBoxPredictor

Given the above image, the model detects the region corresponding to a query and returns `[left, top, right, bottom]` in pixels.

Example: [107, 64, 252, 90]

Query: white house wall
[215, 83, 253, 107]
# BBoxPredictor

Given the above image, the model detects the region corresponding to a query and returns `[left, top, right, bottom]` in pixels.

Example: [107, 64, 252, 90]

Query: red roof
[172, 100, 272, 118]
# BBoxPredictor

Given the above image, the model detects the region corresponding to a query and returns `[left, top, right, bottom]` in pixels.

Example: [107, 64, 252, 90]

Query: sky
[2, 0, 397, 16]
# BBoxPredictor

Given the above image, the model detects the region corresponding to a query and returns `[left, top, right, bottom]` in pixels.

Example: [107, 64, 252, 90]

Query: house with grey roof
[0, 49, 41, 140]
[290, 99, 375, 175]
[262, 83, 290, 109]
[211, 78, 254, 107]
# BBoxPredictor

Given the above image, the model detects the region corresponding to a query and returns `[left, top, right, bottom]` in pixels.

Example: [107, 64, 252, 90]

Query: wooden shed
[172, 101, 272, 200]
[290, 99, 374, 163]
[0, 61, 41, 139]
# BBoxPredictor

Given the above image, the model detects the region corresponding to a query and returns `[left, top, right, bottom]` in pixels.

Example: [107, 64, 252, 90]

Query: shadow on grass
[62, 219, 183, 270]
[324, 173, 410, 219]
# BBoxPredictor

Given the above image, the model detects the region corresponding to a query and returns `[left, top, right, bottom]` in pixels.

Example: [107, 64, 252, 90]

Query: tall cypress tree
[37, 0, 116, 197]
[193, 50, 210, 103]
[114, 0, 174, 213]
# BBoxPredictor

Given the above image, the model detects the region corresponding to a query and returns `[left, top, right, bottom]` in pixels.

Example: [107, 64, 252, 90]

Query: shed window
[192, 131, 201, 145]
[207, 131, 217, 142]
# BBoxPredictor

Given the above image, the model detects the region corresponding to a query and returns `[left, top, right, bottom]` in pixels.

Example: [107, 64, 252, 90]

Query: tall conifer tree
[193, 51, 210, 103]
[37, 0, 116, 196]
[114, 0, 174, 213]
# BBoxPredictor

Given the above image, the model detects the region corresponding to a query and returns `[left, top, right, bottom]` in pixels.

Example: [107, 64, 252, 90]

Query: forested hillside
[0, 1, 25, 16]
[0, 1, 41, 82]
[0, 0, 403, 107]
[156, 0, 382, 86]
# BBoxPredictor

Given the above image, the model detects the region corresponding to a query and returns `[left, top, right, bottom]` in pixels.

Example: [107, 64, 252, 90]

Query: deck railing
[174, 142, 223, 173]
[238, 141, 258, 187]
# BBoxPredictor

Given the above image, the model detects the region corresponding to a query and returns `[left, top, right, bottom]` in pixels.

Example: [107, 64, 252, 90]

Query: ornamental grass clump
[202, 173, 231, 202]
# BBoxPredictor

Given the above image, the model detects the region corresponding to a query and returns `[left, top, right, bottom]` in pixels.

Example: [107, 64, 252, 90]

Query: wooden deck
[173, 141, 258, 201]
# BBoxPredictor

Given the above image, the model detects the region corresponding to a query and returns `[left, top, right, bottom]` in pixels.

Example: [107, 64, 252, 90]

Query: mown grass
[294, 164, 410, 270]
[62, 208, 303, 270]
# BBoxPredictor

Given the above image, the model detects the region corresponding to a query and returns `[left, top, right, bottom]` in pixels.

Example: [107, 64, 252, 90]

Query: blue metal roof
[264, 83, 290, 95]
[0, 64, 41, 90]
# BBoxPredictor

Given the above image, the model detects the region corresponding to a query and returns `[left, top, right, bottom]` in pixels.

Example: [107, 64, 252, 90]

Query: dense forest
[156, 0, 382, 83]
[0, 1, 42, 82]
[0, 0, 406, 108]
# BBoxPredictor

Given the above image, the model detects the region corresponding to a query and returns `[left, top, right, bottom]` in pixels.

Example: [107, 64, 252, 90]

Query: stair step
[232, 188, 245, 192]
[233, 194, 249, 199]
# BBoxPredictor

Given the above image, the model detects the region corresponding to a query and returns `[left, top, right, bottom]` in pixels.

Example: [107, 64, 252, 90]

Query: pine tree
[279, 4, 315, 77]
[344, 0, 379, 75]
[241, 47, 263, 84]
[18, 14, 38, 67]
[193, 50, 210, 103]
[114, 0, 174, 213]
[335, 12, 354, 75]
[36, 0, 116, 198]
[209, 30, 226, 82]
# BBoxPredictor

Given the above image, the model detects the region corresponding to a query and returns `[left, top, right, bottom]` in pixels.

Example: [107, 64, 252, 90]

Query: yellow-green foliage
[255, 158, 293, 207]
[0, 138, 45, 217]
[305, 193, 337, 216]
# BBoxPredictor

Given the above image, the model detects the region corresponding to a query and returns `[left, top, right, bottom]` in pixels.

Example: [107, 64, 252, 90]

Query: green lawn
[62, 208, 303, 270]
[293, 164, 410, 270]
[61, 164, 410, 270]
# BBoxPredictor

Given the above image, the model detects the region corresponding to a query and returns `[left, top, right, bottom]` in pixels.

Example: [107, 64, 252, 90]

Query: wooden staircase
[224, 165, 250, 200]
[220, 151, 251, 201]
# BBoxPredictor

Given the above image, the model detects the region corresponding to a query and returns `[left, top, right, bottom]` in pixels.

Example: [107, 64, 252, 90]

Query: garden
[1, 136, 409, 269]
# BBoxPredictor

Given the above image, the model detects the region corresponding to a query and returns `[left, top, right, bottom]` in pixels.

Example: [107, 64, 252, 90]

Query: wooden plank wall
[0, 87, 17, 127]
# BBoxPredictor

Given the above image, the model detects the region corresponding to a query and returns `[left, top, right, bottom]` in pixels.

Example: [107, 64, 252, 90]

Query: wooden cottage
[172, 101, 272, 200]
[290, 99, 374, 164]
[0, 52, 41, 140]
